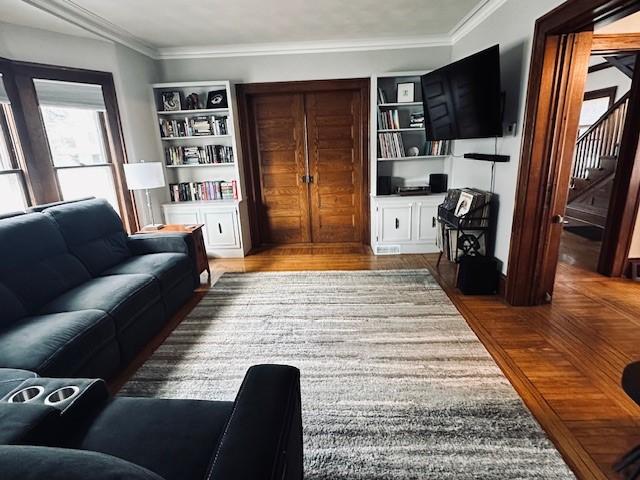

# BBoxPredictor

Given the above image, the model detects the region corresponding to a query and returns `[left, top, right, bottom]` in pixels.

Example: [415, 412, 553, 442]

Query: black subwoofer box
[456, 256, 499, 295]
[429, 173, 448, 193]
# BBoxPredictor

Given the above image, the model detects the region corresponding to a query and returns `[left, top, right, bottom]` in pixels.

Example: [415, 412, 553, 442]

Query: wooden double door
[244, 81, 367, 245]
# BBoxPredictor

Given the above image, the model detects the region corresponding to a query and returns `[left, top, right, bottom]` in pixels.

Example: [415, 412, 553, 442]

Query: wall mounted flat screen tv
[421, 45, 502, 140]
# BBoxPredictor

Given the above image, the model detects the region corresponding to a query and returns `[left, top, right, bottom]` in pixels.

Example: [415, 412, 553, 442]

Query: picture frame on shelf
[206, 90, 228, 109]
[185, 93, 200, 110]
[397, 83, 415, 103]
[161, 91, 181, 111]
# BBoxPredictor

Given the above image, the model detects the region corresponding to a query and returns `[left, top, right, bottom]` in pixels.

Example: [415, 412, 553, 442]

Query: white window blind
[33, 79, 106, 111]
[0, 75, 9, 104]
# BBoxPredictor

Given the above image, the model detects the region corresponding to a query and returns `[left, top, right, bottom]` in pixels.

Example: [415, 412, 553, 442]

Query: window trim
[0, 57, 138, 232]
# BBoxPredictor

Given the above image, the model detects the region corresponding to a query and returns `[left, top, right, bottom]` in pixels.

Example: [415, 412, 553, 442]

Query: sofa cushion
[0, 310, 115, 376]
[0, 283, 27, 329]
[0, 446, 165, 480]
[40, 274, 161, 332]
[101, 253, 192, 292]
[0, 214, 91, 312]
[72, 397, 233, 480]
[42, 198, 131, 276]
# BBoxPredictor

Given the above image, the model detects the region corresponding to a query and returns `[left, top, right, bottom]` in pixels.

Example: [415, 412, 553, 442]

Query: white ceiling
[1, 0, 505, 58]
[0, 0, 95, 38]
[68, 0, 480, 47]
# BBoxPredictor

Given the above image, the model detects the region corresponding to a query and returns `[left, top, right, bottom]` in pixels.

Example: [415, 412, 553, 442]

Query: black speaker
[456, 256, 499, 295]
[429, 173, 448, 193]
[377, 176, 392, 195]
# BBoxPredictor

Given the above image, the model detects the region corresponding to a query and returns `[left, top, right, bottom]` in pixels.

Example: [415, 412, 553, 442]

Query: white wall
[449, 0, 565, 274]
[158, 47, 451, 84]
[0, 22, 162, 225]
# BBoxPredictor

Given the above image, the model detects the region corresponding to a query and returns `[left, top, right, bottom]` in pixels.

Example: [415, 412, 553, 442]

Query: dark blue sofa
[0, 198, 198, 379]
[0, 365, 304, 480]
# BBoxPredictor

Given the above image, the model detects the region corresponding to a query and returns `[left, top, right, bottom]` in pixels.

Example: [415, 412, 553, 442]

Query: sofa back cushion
[42, 198, 131, 276]
[0, 213, 91, 312]
[0, 283, 27, 329]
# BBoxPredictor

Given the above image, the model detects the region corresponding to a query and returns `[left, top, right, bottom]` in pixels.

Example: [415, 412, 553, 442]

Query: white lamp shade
[123, 162, 165, 190]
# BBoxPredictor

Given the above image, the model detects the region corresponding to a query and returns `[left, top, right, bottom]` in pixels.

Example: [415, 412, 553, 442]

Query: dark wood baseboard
[498, 272, 507, 298]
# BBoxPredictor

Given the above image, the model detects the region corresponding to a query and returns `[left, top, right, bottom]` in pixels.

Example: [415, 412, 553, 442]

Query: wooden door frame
[236, 78, 370, 248]
[505, 0, 640, 306]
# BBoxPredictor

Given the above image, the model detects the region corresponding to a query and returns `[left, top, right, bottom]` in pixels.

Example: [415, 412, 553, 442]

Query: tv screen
[421, 45, 502, 140]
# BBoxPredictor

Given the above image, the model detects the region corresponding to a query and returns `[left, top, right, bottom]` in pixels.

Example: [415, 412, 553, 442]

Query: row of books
[169, 180, 238, 202]
[165, 145, 234, 166]
[425, 140, 451, 156]
[159, 115, 229, 138]
[378, 110, 400, 129]
[378, 132, 406, 158]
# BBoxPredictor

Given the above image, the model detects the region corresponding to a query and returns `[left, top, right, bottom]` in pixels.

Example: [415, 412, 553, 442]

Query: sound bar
[463, 153, 510, 162]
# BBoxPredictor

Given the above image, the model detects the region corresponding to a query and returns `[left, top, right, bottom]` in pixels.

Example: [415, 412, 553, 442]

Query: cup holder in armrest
[44, 386, 80, 406]
[8, 386, 45, 404]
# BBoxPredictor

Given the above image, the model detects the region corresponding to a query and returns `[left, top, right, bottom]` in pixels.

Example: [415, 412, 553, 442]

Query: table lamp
[123, 161, 166, 231]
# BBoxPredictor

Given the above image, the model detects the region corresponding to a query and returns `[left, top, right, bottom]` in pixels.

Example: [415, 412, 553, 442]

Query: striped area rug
[120, 269, 574, 479]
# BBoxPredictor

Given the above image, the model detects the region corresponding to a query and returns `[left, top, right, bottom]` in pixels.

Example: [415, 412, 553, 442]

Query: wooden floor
[112, 244, 640, 480]
[559, 229, 602, 272]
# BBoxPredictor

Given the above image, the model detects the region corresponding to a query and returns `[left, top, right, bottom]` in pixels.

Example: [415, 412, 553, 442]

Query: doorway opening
[559, 49, 634, 273]
[505, 1, 640, 306]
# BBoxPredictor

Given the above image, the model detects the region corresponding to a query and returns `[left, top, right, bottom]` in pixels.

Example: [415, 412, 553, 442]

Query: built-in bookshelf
[151, 80, 251, 257]
[369, 71, 452, 256]
[371, 71, 452, 194]
[152, 81, 242, 200]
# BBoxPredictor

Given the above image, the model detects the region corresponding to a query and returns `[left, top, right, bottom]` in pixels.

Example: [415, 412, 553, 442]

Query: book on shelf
[377, 132, 405, 158]
[165, 145, 234, 165]
[377, 109, 400, 130]
[159, 115, 229, 138]
[423, 140, 451, 156]
[410, 111, 425, 128]
[377, 87, 387, 104]
[169, 180, 238, 202]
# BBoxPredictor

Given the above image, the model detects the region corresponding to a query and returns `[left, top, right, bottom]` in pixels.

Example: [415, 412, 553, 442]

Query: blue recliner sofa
[0, 198, 199, 379]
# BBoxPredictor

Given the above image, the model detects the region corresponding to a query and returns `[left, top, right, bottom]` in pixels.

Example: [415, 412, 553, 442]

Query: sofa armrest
[128, 233, 199, 285]
[207, 364, 303, 480]
[0, 445, 165, 480]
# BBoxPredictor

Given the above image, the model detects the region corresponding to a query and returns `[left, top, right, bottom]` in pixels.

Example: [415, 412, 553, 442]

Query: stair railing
[572, 92, 630, 180]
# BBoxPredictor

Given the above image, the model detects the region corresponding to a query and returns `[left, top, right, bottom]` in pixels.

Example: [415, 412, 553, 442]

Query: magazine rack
[436, 200, 492, 265]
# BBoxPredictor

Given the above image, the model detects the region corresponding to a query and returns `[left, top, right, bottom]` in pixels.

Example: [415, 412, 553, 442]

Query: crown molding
[21, 0, 508, 60]
[449, 0, 511, 44]
[156, 36, 452, 60]
[21, 0, 158, 58]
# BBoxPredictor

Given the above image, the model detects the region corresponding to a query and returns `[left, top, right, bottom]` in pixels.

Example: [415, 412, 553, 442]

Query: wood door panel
[251, 93, 311, 244]
[306, 90, 363, 243]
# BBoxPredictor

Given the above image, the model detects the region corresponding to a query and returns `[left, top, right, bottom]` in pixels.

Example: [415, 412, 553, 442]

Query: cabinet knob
[395, 218, 399, 229]
[218, 223, 222, 234]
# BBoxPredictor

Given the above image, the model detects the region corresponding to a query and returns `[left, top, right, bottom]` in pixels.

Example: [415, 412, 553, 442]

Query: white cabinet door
[201, 209, 239, 248]
[379, 204, 412, 242]
[417, 202, 438, 242]
[163, 208, 199, 226]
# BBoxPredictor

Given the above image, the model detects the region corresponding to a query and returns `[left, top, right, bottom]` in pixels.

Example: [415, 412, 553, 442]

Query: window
[35, 80, 119, 212]
[0, 59, 137, 231]
[0, 74, 28, 215]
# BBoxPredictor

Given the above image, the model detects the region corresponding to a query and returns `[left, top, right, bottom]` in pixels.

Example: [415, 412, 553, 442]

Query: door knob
[551, 214, 564, 224]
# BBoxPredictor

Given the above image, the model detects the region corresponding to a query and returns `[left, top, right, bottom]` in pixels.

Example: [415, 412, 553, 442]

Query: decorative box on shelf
[151, 80, 250, 258]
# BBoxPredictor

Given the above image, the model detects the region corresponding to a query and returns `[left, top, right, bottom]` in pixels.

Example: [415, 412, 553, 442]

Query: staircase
[566, 92, 630, 229]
